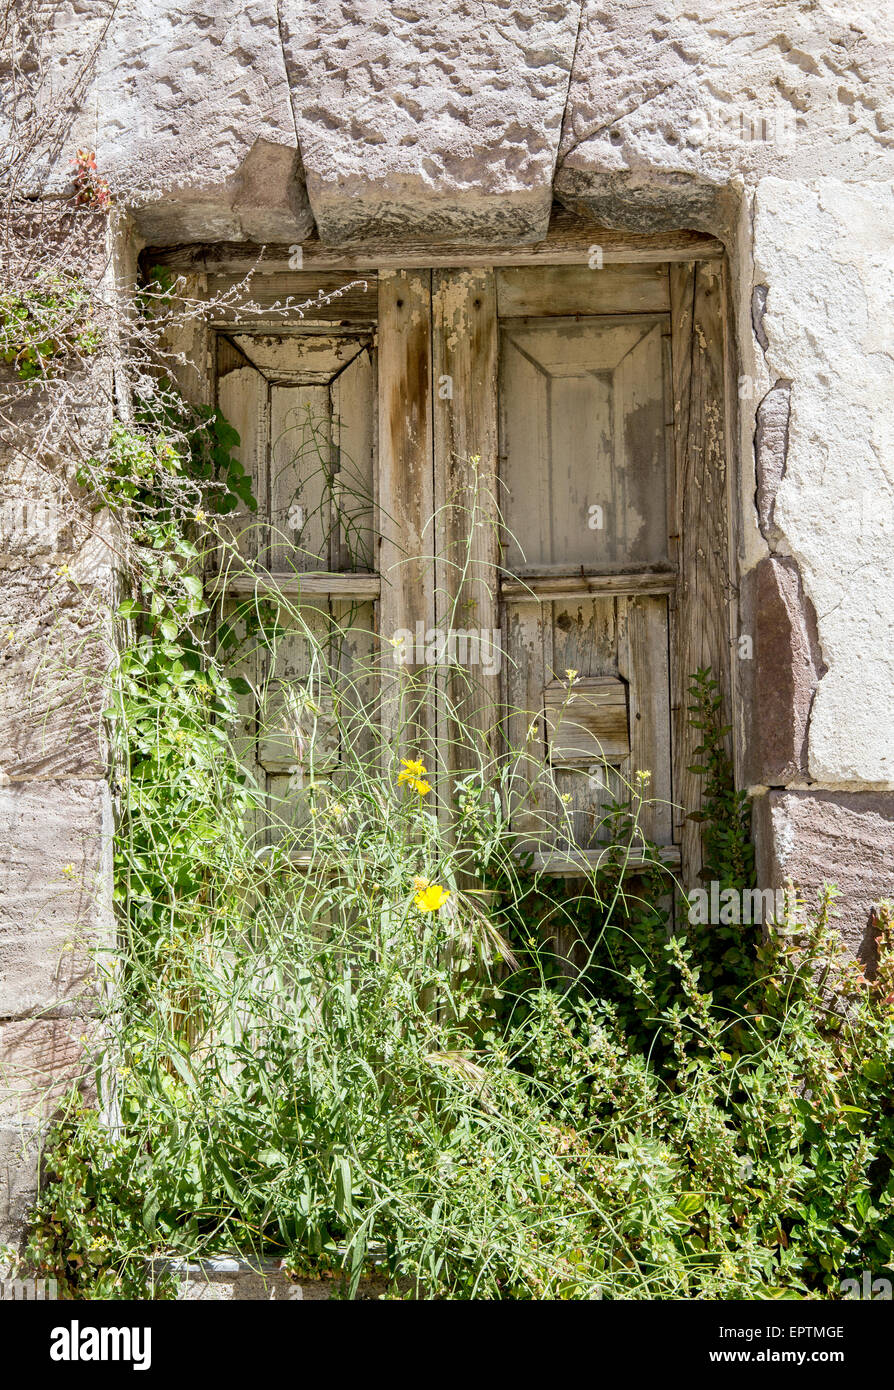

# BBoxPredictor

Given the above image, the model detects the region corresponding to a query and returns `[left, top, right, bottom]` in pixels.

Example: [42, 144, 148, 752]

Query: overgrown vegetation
[14, 372, 894, 1300]
[0, 269, 102, 379]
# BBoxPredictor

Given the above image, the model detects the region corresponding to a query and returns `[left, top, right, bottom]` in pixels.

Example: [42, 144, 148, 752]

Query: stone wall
[0, 208, 115, 1247]
[1, 0, 892, 1252]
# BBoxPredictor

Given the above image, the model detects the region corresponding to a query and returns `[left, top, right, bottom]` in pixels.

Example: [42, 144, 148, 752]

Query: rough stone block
[0, 558, 112, 783]
[280, 0, 582, 245]
[0, 780, 113, 1018]
[753, 789, 894, 960]
[555, 3, 893, 235]
[95, 0, 313, 242]
[0, 1120, 41, 1251]
[742, 555, 825, 786]
[0, 1017, 99, 1122]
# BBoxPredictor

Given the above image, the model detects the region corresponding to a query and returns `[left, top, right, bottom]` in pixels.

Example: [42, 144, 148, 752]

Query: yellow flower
[55, 564, 71, 580]
[565, 668, 579, 684]
[414, 883, 451, 913]
[62, 863, 75, 876]
[194, 509, 206, 522]
[397, 758, 430, 795]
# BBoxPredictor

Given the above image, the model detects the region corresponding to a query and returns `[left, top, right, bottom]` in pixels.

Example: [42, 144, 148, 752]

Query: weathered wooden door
[202, 256, 729, 880]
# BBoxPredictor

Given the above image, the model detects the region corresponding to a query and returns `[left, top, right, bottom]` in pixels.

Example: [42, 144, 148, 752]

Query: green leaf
[181, 574, 204, 599]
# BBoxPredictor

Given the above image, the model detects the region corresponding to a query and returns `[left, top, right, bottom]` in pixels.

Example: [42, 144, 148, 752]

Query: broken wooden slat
[544, 676, 630, 763]
[501, 570, 675, 600]
[206, 571, 381, 600]
[529, 844, 682, 876]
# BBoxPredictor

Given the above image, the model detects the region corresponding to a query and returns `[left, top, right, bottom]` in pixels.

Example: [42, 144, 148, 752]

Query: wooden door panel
[502, 593, 672, 850]
[257, 599, 379, 839]
[269, 383, 332, 572]
[496, 264, 670, 317]
[500, 316, 669, 571]
[499, 302, 675, 860]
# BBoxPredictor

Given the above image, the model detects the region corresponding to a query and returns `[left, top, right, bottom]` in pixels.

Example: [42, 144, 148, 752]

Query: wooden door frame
[146, 212, 735, 889]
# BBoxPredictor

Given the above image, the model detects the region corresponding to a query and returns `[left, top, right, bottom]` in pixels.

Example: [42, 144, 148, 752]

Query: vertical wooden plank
[332, 346, 376, 573]
[432, 270, 501, 776]
[377, 271, 436, 763]
[160, 271, 212, 409]
[670, 261, 731, 886]
[618, 595, 673, 845]
[503, 600, 551, 847]
[215, 361, 268, 563]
